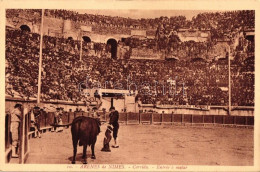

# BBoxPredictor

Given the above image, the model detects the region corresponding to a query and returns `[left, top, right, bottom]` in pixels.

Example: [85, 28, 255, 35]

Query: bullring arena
[4, 8, 255, 168]
[27, 123, 253, 165]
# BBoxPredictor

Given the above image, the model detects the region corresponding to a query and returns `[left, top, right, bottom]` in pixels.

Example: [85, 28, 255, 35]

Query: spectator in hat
[11, 103, 23, 158]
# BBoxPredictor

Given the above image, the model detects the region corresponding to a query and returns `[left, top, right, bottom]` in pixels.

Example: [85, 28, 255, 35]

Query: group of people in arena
[9, 103, 120, 158]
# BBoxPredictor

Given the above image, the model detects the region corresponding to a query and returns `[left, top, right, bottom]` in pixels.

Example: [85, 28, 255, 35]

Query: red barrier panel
[184, 115, 192, 123]
[74, 112, 82, 118]
[140, 113, 151, 122]
[173, 114, 182, 123]
[247, 116, 254, 125]
[126, 113, 139, 124]
[224, 116, 234, 124]
[68, 112, 75, 123]
[215, 116, 224, 124]
[162, 114, 172, 123]
[46, 112, 55, 128]
[153, 113, 162, 123]
[235, 116, 246, 125]
[192, 115, 203, 123]
[39, 111, 46, 128]
[119, 113, 127, 122]
[61, 112, 69, 124]
[204, 115, 214, 123]
[127, 113, 139, 121]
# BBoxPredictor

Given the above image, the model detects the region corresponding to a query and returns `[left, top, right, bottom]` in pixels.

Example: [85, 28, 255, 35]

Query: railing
[49, 112, 254, 126]
[118, 113, 254, 127]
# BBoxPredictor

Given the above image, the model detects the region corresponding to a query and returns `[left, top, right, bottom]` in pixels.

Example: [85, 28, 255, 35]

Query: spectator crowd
[5, 10, 255, 106]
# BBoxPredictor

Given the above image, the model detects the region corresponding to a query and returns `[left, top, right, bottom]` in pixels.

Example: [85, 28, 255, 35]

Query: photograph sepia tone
[1, 0, 260, 171]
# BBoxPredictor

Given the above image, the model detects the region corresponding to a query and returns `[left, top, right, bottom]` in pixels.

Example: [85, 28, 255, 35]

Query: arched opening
[82, 36, 91, 43]
[107, 38, 117, 59]
[121, 38, 126, 42]
[166, 56, 179, 61]
[20, 25, 31, 32]
[191, 57, 206, 62]
[68, 37, 73, 40]
[245, 35, 254, 42]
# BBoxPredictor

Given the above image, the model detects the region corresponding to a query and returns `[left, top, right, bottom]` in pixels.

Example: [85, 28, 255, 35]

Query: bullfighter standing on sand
[109, 106, 119, 148]
[101, 106, 119, 152]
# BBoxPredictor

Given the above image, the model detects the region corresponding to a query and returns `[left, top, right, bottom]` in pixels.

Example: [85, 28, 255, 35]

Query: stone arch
[82, 36, 91, 43]
[107, 38, 118, 59]
[20, 25, 31, 32]
[121, 37, 126, 42]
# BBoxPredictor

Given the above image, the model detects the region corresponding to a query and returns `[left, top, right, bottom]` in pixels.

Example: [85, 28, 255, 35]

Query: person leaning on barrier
[30, 106, 41, 138]
[54, 107, 63, 132]
[11, 103, 23, 158]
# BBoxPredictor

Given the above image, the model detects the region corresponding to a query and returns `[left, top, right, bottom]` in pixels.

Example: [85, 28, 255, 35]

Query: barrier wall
[143, 107, 254, 116]
[115, 113, 254, 126]
[5, 98, 254, 116]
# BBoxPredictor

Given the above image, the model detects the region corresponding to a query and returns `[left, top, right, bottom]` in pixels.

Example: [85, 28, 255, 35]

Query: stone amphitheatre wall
[6, 11, 234, 61]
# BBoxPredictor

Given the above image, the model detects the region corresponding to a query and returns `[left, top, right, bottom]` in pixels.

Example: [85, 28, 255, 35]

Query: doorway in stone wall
[107, 38, 117, 59]
[20, 25, 31, 32]
[82, 36, 91, 43]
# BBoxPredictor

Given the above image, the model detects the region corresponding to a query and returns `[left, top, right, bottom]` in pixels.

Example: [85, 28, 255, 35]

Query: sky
[74, 10, 225, 20]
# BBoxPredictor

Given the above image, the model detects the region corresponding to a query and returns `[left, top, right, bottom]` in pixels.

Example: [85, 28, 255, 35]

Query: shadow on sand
[68, 152, 95, 164]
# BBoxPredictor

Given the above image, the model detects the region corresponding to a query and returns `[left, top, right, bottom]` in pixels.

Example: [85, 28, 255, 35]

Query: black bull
[51, 116, 101, 164]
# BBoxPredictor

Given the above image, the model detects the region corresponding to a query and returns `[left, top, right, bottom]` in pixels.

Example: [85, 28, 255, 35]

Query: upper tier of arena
[6, 10, 254, 41]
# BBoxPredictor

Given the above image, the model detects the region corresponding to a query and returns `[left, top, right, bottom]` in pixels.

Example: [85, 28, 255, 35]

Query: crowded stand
[7, 9, 254, 37]
[5, 10, 254, 106]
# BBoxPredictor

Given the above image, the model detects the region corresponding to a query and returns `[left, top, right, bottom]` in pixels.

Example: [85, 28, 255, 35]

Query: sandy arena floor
[26, 124, 253, 166]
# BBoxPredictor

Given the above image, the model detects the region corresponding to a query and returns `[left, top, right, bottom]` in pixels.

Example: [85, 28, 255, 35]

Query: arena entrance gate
[82, 36, 91, 43]
[101, 89, 139, 124]
[20, 25, 31, 32]
[107, 39, 117, 59]
[102, 93, 124, 110]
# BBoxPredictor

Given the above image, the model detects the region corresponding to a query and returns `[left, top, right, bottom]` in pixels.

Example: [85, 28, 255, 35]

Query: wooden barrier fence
[133, 113, 254, 127]
[5, 111, 254, 163]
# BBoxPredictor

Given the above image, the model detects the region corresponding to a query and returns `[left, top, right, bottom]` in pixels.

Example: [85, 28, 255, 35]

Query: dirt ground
[26, 124, 253, 166]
